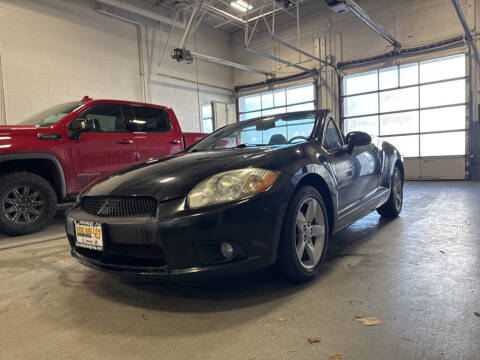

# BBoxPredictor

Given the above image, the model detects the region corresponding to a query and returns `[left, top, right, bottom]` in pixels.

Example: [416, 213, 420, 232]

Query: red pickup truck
[0, 96, 205, 236]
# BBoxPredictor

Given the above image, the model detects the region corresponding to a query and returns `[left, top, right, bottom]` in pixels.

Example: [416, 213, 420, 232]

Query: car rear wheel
[0, 172, 57, 236]
[277, 185, 329, 282]
[377, 166, 403, 218]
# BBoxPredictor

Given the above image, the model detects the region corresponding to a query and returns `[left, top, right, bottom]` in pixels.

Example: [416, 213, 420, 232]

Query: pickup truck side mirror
[346, 131, 372, 152]
[68, 118, 94, 139]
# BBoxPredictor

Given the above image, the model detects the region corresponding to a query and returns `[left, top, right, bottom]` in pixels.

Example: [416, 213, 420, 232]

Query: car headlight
[187, 168, 279, 209]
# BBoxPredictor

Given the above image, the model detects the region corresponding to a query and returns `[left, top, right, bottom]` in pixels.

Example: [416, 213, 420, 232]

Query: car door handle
[169, 139, 181, 144]
[117, 139, 133, 145]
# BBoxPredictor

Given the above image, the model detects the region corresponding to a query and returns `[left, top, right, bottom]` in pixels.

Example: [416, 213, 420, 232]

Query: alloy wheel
[295, 197, 326, 270]
[393, 171, 403, 211]
[3, 186, 46, 224]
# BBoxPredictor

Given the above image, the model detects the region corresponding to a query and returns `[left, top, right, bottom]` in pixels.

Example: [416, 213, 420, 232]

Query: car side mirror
[68, 118, 93, 139]
[346, 131, 372, 152]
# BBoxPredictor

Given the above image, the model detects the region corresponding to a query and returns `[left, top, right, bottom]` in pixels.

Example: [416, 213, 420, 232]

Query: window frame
[130, 105, 173, 133]
[201, 103, 215, 134]
[75, 103, 130, 133]
[321, 115, 345, 153]
[340, 53, 469, 158]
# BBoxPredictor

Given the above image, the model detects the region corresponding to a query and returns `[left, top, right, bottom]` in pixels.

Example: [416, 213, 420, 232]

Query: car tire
[377, 166, 403, 218]
[0, 172, 57, 236]
[276, 185, 329, 282]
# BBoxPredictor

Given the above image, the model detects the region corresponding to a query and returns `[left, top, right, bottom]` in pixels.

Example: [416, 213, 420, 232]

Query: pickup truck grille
[81, 196, 157, 217]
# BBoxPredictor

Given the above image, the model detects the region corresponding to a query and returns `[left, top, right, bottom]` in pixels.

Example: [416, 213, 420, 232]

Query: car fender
[286, 159, 338, 231]
[0, 153, 67, 199]
[378, 141, 403, 189]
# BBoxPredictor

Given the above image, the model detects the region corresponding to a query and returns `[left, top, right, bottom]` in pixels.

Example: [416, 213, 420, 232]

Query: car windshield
[18, 102, 83, 127]
[188, 111, 318, 152]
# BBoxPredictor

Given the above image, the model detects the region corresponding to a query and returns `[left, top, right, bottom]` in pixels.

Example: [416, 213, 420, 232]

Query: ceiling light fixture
[230, 0, 253, 12]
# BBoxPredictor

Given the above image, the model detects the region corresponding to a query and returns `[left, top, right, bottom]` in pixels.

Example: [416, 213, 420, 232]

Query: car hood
[83, 146, 302, 202]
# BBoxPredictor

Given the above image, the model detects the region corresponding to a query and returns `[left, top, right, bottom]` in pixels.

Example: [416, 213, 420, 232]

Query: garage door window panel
[420, 54, 465, 83]
[238, 83, 315, 121]
[380, 111, 419, 136]
[420, 79, 466, 108]
[379, 66, 399, 90]
[344, 93, 378, 117]
[343, 70, 378, 96]
[420, 131, 465, 157]
[380, 87, 419, 113]
[382, 135, 420, 158]
[344, 115, 379, 137]
[400, 63, 418, 87]
[420, 105, 466, 132]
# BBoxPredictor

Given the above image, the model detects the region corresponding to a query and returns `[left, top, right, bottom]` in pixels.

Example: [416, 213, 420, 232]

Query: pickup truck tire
[0, 172, 57, 236]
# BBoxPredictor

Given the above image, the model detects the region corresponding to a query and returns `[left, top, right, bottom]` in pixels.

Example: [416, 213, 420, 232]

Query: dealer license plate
[75, 221, 103, 251]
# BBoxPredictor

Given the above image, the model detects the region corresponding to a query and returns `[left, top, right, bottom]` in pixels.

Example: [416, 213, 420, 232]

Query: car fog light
[220, 242, 234, 259]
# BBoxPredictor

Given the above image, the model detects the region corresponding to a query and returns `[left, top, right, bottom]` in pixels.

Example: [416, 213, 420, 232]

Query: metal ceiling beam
[451, 0, 480, 67]
[245, 46, 315, 73]
[179, 0, 205, 49]
[96, 0, 185, 28]
[191, 51, 273, 76]
[272, 35, 337, 70]
[343, 0, 401, 49]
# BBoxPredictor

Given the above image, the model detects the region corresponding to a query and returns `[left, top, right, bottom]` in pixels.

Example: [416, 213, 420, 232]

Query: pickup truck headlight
[187, 168, 279, 209]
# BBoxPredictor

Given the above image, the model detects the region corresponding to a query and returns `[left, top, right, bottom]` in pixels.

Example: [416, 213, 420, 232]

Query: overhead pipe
[96, 8, 149, 102]
[154, 73, 234, 96]
[343, 0, 401, 49]
[451, 0, 480, 68]
[96, 0, 185, 28]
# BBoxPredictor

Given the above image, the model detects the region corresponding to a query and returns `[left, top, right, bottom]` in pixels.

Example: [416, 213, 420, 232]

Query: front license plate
[75, 221, 103, 251]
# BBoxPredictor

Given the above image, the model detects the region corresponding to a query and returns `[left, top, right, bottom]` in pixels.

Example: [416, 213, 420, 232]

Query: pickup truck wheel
[0, 172, 57, 236]
[276, 186, 329, 282]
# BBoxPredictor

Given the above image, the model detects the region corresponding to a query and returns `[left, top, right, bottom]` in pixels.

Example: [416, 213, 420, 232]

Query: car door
[323, 118, 381, 213]
[70, 103, 137, 192]
[322, 117, 355, 213]
[125, 105, 183, 162]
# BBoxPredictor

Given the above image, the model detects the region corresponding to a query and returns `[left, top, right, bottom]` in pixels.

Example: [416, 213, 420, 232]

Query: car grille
[81, 196, 157, 217]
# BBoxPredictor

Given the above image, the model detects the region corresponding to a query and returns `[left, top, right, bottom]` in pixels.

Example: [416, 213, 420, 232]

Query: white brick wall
[0, 0, 235, 131]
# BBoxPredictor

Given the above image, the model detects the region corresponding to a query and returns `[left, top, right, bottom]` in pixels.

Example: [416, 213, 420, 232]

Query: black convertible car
[65, 110, 403, 282]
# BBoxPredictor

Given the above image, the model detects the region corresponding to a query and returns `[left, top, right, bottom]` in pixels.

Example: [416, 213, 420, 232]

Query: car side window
[323, 119, 343, 151]
[79, 104, 127, 132]
[129, 106, 172, 133]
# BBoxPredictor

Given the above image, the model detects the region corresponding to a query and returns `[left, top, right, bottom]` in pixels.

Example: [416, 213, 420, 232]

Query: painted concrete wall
[0, 0, 235, 132]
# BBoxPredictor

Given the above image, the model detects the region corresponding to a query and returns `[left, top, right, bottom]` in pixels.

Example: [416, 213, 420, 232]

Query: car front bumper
[65, 185, 290, 281]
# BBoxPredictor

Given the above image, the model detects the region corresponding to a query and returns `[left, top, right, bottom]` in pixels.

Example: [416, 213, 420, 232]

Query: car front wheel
[0, 172, 57, 236]
[277, 185, 329, 282]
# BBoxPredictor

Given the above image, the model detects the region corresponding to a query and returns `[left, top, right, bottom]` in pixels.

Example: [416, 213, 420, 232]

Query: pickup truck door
[70, 103, 137, 192]
[124, 105, 183, 162]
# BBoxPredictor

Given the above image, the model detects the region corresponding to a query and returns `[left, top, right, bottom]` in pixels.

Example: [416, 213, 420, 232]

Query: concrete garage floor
[0, 182, 479, 360]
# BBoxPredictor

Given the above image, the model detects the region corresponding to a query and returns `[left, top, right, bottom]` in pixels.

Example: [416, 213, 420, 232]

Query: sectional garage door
[341, 53, 468, 180]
